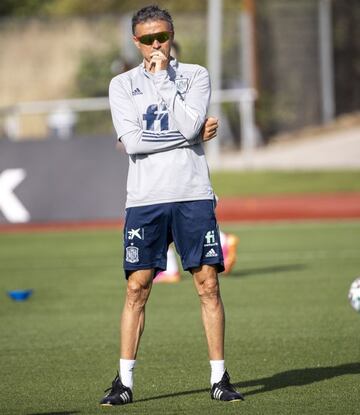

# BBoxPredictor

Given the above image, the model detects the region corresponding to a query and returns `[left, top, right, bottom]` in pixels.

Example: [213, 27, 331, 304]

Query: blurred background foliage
[0, 0, 245, 17]
[74, 46, 119, 135]
[0, 0, 359, 143]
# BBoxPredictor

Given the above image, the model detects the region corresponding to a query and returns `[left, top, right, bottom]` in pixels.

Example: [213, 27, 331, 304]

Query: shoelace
[103, 385, 114, 393]
[103, 373, 120, 393]
[218, 374, 237, 393]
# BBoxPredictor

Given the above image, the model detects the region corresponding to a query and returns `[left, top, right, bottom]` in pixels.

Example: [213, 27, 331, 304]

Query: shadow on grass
[27, 412, 80, 415]
[230, 263, 306, 278]
[136, 362, 360, 402]
[235, 362, 360, 396]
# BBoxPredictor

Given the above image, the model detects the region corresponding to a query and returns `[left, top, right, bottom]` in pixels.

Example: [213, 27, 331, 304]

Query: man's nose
[152, 39, 161, 49]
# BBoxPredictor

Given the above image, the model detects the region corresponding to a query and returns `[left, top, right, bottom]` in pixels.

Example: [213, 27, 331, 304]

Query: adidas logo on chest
[132, 87, 143, 96]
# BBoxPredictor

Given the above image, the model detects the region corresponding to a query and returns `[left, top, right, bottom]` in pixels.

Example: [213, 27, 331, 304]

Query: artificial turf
[211, 170, 360, 197]
[1, 221, 360, 414]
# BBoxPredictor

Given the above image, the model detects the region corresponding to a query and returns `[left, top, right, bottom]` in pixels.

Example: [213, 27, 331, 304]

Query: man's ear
[132, 36, 141, 50]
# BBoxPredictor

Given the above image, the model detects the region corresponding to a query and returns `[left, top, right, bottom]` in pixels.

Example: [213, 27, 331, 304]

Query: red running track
[217, 193, 360, 222]
[1, 193, 360, 232]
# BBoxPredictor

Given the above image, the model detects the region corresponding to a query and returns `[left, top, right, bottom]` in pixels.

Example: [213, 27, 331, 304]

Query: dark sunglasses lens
[156, 32, 170, 43]
[139, 34, 154, 45]
[139, 32, 170, 45]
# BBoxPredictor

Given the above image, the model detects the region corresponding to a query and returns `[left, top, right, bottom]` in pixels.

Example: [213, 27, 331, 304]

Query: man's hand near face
[150, 50, 169, 72]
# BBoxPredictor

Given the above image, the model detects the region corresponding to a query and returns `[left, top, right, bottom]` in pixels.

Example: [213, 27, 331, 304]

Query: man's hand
[150, 50, 168, 72]
[202, 117, 218, 142]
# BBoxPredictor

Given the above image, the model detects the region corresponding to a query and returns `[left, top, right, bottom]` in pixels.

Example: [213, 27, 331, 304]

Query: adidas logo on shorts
[205, 248, 218, 258]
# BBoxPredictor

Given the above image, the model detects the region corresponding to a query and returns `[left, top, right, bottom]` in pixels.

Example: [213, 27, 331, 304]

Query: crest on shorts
[126, 246, 139, 263]
[175, 77, 189, 94]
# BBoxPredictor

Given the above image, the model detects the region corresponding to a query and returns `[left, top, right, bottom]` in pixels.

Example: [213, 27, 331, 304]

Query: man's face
[133, 19, 173, 64]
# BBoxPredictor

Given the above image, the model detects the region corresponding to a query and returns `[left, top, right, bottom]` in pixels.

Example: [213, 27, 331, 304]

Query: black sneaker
[211, 370, 245, 402]
[100, 372, 133, 406]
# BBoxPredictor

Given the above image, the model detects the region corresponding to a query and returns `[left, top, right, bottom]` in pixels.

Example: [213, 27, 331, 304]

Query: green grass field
[1, 221, 360, 414]
[211, 170, 360, 196]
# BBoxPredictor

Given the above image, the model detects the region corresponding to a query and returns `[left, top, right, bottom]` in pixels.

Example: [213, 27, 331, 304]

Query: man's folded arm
[109, 78, 200, 155]
[153, 66, 211, 141]
[119, 128, 199, 155]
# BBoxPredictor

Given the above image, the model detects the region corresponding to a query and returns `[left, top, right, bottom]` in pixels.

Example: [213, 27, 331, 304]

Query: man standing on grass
[100, 5, 244, 406]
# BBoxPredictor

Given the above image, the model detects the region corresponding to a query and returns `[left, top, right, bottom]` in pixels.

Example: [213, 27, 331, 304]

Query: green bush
[74, 46, 120, 135]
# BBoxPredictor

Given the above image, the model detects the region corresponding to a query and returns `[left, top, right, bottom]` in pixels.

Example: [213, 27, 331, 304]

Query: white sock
[120, 358, 136, 390]
[210, 360, 225, 386]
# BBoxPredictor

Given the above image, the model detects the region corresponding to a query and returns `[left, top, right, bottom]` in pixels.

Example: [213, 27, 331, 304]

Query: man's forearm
[120, 128, 200, 155]
[152, 69, 210, 141]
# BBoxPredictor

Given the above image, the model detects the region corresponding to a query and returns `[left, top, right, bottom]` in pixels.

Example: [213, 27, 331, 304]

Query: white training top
[109, 58, 214, 208]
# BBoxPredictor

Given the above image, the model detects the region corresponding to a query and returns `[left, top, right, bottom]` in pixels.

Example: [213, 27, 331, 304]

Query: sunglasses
[136, 31, 173, 45]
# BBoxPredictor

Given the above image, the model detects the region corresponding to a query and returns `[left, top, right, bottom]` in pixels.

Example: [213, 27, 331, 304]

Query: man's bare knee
[199, 276, 220, 298]
[126, 278, 151, 310]
[194, 267, 222, 308]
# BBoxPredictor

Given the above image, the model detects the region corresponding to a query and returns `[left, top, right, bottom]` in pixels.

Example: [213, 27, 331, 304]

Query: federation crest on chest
[175, 77, 189, 94]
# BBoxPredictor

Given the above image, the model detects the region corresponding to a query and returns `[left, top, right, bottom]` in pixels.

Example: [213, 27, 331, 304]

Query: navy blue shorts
[123, 200, 224, 278]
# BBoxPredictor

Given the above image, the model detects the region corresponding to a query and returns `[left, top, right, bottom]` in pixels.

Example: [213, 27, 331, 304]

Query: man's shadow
[27, 412, 80, 415]
[137, 362, 360, 402]
[230, 263, 306, 278]
[234, 362, 360, 396]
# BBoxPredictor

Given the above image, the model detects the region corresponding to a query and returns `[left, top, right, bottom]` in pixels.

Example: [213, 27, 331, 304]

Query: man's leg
[100, 269, 154, 406]
[121, 269, 154, 359]
[192, 264, 225, 360]
[192, 264, 245, 402]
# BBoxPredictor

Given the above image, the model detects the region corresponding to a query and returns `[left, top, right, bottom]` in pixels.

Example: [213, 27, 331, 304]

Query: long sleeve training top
[109, 58, 214, 208]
